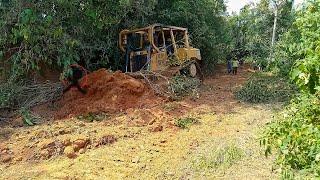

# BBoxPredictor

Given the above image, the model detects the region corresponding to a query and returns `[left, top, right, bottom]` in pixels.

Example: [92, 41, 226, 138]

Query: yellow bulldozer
[119, 24, 202, 78]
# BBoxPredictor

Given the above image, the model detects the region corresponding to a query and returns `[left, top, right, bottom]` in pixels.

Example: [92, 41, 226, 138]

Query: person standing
[232, 58, 239, 75]
[227, 54, 232, 74]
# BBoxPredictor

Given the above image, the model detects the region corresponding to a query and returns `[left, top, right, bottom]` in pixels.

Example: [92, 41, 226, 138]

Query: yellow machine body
[119, 24, 201, 72]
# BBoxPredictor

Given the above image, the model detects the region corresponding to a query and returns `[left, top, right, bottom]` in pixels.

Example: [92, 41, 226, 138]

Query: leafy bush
[175, 117, 199, 129]
[290, 3, 320, 94]
[169, 75, 201, 99]
[272, 26, 302, 77]
[261, 94, 320, 178]
[235, 73, 297, 103]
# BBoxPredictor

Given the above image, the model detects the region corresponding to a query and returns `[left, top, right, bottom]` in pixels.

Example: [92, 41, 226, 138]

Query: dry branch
[127, 71, 173, 98]
[0, 81, 64, 119]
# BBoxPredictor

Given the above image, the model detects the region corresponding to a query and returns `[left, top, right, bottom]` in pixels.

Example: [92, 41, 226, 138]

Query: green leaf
[291, 69, 301, 80]
[23, 117, 35, 126]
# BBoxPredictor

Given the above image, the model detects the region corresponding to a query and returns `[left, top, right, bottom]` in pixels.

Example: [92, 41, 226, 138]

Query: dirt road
[0, 64, 277, 179]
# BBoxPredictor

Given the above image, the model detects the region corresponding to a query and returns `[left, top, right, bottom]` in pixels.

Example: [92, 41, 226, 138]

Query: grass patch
[175, 117, 199, 129]
[163, 102, 180, 112]
[192, 144, 244, 171]
[235, 72, 297, 103]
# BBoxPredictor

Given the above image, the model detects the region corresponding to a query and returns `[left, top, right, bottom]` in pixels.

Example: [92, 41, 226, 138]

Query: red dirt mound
[52, 69, 162, 119]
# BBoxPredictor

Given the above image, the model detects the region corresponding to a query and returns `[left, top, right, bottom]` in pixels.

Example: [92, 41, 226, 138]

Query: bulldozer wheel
[189, 63, 197, 77]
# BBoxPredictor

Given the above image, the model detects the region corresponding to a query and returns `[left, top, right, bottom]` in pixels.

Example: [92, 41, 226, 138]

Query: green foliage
[20, 108, 41, 126]
[291, 58, 320, 94]
[0, 0, 130, 78]
[235, 73, 297, 103]
[261, 2, 320, 178]
[175, 117, 199, 129]
[289, 2, 320, 94]
[273, 1, 320, 94]
[261, 94, 320, 178]
[272, 25, 302, 77]
[169, 75, 201, 99]
[228, 0, 294, 61]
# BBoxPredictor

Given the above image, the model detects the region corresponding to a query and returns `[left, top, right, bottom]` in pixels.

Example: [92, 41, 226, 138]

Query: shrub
[169, 75, 201, 99]
[235, 73, 297, 103]
[175, 117, 199, 129]
[261, 94, 320, 178]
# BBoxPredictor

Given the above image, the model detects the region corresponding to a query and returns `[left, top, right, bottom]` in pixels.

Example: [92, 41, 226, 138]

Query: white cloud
[293, 0, 304, 7]
[226, 0, 257, 14]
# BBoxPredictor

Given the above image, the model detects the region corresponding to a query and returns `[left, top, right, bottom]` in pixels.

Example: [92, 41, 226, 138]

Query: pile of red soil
[52, 69, 162, 119]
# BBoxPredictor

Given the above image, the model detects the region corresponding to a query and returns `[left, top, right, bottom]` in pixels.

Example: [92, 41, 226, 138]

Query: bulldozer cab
[119, 24, 201, 73]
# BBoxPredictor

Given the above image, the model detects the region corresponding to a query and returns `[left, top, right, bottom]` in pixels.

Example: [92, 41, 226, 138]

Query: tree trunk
[271, 7, 278, 48]
[291, 0, 295, 13]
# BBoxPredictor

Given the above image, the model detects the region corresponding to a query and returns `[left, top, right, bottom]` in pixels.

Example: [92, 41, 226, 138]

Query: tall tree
[228, 0, 294, 66]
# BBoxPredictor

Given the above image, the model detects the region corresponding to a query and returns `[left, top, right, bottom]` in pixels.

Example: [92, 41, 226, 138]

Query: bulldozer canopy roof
[119, 24, 189, 52]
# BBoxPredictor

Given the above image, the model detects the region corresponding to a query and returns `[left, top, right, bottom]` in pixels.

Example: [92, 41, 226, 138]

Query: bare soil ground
[0, 64, 278, 179]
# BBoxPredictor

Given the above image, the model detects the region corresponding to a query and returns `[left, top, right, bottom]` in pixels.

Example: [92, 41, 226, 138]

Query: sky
[226, 0, 304, 14]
